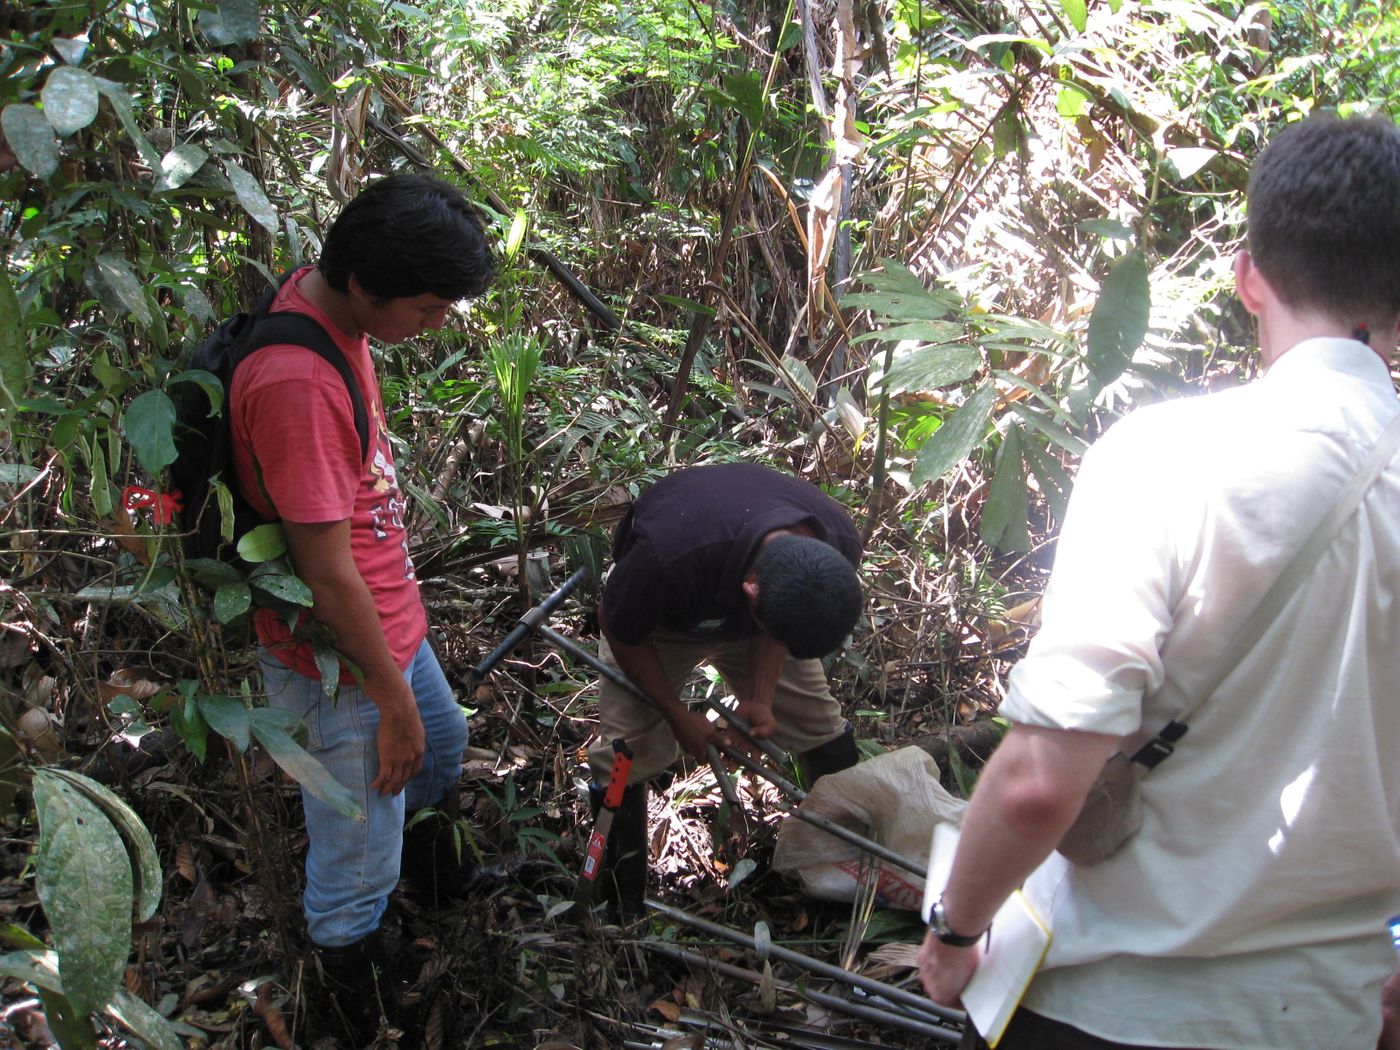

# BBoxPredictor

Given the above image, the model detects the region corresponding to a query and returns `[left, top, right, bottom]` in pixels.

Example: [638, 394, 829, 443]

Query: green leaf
[122, 390, 178, 475]
[89, 439, 112, 517]
[215, 478, 236, 544]
[1086, 249, 1150, 392]
[981, 425, 1030, 552]
[1078, 218, 1135, 241]
[849, 319, 964, 346]
[727, 857, 758, 888]
[504, 209, 529, 262]
[108, 986, 183, 1050]
[236, 523, 287, 562]
[911, 384, 999, 486]
[154, 143, 209, 192]
[778, 355, 817, 402]
[721, 71, 764, 125]
[1060, 0, 1088, 32]
[181, 557, 243, 589]
[656, 294, 716, 317]
[92, 79, 161, 169]
[312, 640, 342, 698]
[1, 104, 60, 178]
[94, 254, 153, 326]
[874, 345, 982, 395]
[39, 769, 162, 923]
[0, 948, 63, 990]
[248, 568, 312, 606]
[164, 369, 223, 422]
[171, 699, 209, 762]
[213, 581, 252, 622]
[1056, 83, 1090, 118]
[0, 463, 39, 484]
[40, 67, 100, 137]
[1022, 437, 1074, 522]
[199, 695, 251, 753]
[1009, 402, 1089, 456]
[249, 710, 364, 822]
[222, 159, 279, 235]
[32, 771, 132, 1020]
[0, 268, 26, 411]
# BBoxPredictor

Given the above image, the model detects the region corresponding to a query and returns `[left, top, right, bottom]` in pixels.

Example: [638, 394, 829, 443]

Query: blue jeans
[259, 639, 468, 947]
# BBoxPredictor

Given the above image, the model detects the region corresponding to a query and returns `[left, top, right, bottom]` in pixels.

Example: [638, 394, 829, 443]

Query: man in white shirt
[918, 113, 1400, 1048]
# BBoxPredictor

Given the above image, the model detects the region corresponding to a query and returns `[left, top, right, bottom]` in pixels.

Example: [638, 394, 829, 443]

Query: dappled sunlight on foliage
[0, 0, 1396, 1044]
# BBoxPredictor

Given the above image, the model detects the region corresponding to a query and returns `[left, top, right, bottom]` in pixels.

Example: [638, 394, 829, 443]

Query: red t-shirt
[230, 268, 427, 677]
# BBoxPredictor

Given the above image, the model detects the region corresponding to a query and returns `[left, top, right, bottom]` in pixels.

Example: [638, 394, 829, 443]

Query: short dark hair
[1247, 113, 1400, 327]
[753, 534, 862, 660]
[319, 173, 496, 302]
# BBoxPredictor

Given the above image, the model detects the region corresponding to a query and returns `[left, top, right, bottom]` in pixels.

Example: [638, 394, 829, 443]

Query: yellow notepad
[923, 825, 1052, 1047]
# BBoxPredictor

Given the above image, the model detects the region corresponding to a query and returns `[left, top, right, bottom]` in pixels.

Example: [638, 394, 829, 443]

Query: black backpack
[169, 270, 370, 562]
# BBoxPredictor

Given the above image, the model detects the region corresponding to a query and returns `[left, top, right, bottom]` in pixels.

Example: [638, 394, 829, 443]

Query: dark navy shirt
[602, 463, 863, 645]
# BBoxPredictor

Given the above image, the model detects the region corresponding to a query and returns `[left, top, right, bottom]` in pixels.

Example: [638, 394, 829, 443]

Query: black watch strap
[930, 896, 984, 947]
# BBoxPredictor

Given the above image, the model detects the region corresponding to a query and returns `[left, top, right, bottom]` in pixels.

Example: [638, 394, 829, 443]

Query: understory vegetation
[2, 0, 1397, 1045]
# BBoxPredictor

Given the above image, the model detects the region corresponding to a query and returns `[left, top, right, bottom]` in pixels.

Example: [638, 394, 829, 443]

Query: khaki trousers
[586, 630, 848, 782]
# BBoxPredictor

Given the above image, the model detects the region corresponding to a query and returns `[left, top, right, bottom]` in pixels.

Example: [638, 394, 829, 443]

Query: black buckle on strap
[1131, 721, 1188, 770]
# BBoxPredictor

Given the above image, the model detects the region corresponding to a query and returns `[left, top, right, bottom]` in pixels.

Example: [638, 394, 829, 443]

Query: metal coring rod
[645, 898, 966, 1028]
[474, 571, 929, 878]
[645, 941, 962, 1043]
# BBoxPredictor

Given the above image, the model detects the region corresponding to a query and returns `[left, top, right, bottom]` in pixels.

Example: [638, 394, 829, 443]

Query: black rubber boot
[316, 930, 393, 1045]
[587, 781, 649, 922]
[400, 808, 475, 907]
[797, 721, 859, 786]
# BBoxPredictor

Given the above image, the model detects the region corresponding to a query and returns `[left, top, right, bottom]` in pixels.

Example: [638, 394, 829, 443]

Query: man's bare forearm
[940, 724, 1117, 933]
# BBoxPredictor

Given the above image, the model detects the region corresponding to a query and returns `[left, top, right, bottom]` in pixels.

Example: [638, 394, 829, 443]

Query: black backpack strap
[234, 312, 372, 464]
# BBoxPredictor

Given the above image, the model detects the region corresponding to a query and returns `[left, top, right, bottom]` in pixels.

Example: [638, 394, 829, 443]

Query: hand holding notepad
[922, 824, 1052, 1048]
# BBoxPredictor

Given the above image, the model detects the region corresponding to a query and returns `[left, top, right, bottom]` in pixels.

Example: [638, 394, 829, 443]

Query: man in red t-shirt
[230, 174, 493, 1039]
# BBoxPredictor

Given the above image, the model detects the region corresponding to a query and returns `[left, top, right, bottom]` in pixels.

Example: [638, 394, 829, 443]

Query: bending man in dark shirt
[587, 462, 865, 916]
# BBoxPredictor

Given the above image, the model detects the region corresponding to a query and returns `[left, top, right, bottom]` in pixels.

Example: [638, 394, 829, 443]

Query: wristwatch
[929, 895, 984, 948]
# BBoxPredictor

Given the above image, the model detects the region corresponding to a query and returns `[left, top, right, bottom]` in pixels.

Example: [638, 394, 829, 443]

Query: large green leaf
[1022, 436, 1074, 523]
[874, 345, 981, 395]
[248, 566, 313, 606]
[222, 159, 279, 235]
[0, 268, 25, 411]
[849, 319, 964, 346]
[237, 522, 287, 563]
[122, 390, 178, 475]
[32, 771, 132, 1021]
[0, 950, 179, 1050]
[214, 581, 252, 622]
[92, 79, 161, 169]
[1060, 0, 1088, 32]
[199, 694, 251, 753]
[94, 254, 153, 327]
[108, 985, 183, 1050]
[1086, 249, 1149, 392]
[249, 710, 364, 821]
[1, 104, 60, 178]
[981, 425, 1030, 552]
[40, 67, 100, 137]
[40, 769, 161, 923]
[154, 143, 210, 192]
[911, 384, 999, 486]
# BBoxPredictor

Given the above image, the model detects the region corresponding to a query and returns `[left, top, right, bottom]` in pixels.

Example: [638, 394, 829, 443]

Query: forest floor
[0, 548, 1029, 1050]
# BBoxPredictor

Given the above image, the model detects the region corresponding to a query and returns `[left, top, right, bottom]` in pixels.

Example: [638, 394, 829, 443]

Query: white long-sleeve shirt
[1002, 338, 1400, 1048]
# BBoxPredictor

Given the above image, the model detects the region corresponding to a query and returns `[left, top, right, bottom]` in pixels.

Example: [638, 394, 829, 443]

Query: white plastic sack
[772, 746, 966, 912]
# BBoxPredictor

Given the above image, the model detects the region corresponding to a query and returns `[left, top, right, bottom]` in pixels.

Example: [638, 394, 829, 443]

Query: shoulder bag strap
[1132, 408, 1400, 769]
